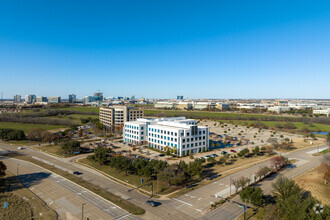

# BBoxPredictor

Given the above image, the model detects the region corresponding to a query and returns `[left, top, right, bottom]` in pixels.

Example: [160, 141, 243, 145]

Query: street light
[81, 203, 86, 220]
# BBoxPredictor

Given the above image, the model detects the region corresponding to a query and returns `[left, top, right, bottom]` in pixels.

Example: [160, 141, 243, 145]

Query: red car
[230, 149, 237, 153]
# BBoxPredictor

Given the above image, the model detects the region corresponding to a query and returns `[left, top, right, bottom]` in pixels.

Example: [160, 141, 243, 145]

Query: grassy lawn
[0, 122, 66, 133]
[0, 171, 57, 220]
[47, 113, 99, 125]
[295, 165, 330, 205]
[4, 153, 145, 215]
[2, 140, 41, 146]
[145, 110, 330, 132]
[79, 158, 179, 195]
[145, 109, 291, 120]
[54, 106, 99, 113]
[33, 145, 74, 158]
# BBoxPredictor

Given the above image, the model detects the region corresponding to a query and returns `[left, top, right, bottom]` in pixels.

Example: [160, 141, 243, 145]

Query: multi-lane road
[0, 142, 327, 219]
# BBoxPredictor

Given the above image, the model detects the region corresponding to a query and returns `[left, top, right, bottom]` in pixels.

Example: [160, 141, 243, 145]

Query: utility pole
[17, 164, 19, 176]
[81, 203, 85, 220]
[229, 176, 232, 197]
[244, 199, 247, 220]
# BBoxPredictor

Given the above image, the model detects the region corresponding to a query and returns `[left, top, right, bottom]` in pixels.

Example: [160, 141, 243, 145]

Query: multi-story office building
[93, 92, 103, 101]
[123, 117, 209, 156]
[313, 109, 330, 117]
[177, 95, 184, 100]
[13, 95, 21, 103]
[36, 96, 48, 103]
[69, 94, 76, 103]
[25, 94, 36, 104]
[99, 105, 144, 130]
[48, 97, 61, 103]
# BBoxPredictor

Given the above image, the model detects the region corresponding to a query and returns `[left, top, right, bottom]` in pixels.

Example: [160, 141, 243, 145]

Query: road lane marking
[173, 198, 193, 207]
[198, 198, 202, 200]
[196, 209, 202, 212]
[116, 213, 131, 220]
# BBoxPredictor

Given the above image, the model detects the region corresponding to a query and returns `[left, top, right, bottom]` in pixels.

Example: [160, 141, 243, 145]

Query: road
[0, 142, 191, 220]
[0, 155, 136, 220]
[0, 142, 327, 220]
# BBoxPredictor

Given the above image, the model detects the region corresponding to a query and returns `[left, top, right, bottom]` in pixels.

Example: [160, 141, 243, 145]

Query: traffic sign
[4, 202, 8, 208]
[243, 209, 246, 212]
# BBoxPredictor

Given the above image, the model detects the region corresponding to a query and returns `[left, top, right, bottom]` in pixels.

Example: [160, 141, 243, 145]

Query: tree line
[88, 146, 204, 191]
[0, 128, 26, 141]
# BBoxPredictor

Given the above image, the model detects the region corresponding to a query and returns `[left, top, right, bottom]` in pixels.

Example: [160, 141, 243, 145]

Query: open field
[4, 153, 145, 215]
[0, 171, 57, 220]
[145, 109, 330, 132]
[47, 113, 99, 124]
[0, 122, 66, 133]
[295, 165, 330, 205]
[33, 145, 74, 158]
[145, 109, 293, 120]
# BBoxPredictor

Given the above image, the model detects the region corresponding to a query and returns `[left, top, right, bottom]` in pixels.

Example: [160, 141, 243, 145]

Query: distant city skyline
[1, 1, 330, 99]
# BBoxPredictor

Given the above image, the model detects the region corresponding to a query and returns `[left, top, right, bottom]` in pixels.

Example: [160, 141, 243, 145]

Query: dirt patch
[295, 166, 330, 205]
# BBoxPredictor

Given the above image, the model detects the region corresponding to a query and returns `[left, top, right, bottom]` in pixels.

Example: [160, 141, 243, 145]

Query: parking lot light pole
[229, 176, 232, 197]
[82, 203, 85, 220]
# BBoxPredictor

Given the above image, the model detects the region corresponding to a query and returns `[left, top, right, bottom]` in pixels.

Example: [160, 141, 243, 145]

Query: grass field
[295, 165, 330, 205]
[0, 171, 57, 220]
[145, 109, 330, 132]
[5, 153, 145, 215]
[47, 113, 99, 125]
[33, 145, 74, 158]
[145, 109, 290, 120]
[52, 106, 99, 113]
[0, 122, 66, 133]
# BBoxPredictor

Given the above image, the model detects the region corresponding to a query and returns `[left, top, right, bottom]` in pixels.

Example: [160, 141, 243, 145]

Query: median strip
[4, 152, 145, 215]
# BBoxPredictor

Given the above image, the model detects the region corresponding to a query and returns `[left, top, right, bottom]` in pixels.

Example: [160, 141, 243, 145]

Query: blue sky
[0, 0, 329, 99]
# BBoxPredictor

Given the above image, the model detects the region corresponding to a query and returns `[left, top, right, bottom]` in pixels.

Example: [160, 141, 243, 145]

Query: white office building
[313, 109, 330, 117]
[123, 117, 209, 157]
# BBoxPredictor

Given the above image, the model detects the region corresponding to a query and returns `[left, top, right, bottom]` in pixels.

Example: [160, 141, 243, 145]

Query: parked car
[230, 149, 237, 153]
[18, 147, 23, 150]
[211, 154, 219, 157]
[73, 171, 82, 175]
[221, 151, 229, 155]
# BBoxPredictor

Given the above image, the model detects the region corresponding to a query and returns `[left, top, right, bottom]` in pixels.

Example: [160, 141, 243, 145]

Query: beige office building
[99, 105, 144, 130]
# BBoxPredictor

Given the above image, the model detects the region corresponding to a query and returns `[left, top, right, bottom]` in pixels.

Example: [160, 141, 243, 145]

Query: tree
[207, 157, 216, 164]
[252, 146, 260, 156]
[270, 156, 287, 170]
[0, 161, 7, 177]
[61, 140, 80, 154]
[256, 166, 271, 181]
[266, 146, 273, 155]
[272, 175, 301, 202]
[93, 146, 109, 165]
[239, 186, 264, 206]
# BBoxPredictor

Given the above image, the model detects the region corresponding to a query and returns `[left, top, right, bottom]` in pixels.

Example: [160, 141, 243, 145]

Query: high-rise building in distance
[48, 97, 61, 103]
[177, 95, 184, 100]
[69, 94, 76, 103]
[93, 92, 103, 101]
[13, 95, 21, 103]
[36, 96, 48, 103]
[25, 94, 36, 104]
